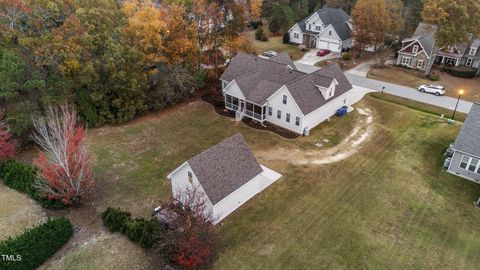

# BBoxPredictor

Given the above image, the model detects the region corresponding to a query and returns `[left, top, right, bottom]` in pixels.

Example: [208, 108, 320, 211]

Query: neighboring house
[220, 52, 354, 135]
[288, 8, 353, 52]
[397, 23, 480, 75]
[459, 38, 480, 76]
[396, 23, 436, 70]
[167, 133, 282, 224]
[447, 103, 480, 183]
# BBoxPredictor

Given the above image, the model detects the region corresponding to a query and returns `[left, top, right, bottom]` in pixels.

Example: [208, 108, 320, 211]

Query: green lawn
[10, 96, 480, 269]
[213, 97, 480, 269]
[248, 30, 304, 61]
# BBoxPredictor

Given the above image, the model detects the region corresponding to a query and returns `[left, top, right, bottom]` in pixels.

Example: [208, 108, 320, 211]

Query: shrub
[0, 217, 73, 270]
[254, 27, 267, 41]
[449, 66, 477, 78]
[101, 207, 132, 232]
[75, 90, 100, 128]
[101, 207, 160, 248]
[0, 160, 67, 209]
[342, 52, 352, 61]
[248, 20, 262, 29]
[282, 32, 290, 44]
[123, 218, 159, 248]
[1, 160, 37, 197]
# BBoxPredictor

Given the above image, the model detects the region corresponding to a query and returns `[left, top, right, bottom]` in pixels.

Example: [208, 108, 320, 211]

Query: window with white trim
[329, 31, 332, 36]
[412, 45, 419, 54]
[417, 60, 424, 68]
[448, 46, 454, 52]
[316, 26, 321, 31]
[295, 116, 300, 126]
[469, 47, 477, 56]
[466, 58, 473, 66]
[187, 171, 193, 184]
[277, 110, 281, 119]
[286, 113, 290, 123]
[294, 32, 299, 39]
[268, 107, 272, 116]
[282, 95, 287, 105]
[460, 155, 480, 174]
[401, 57, 411, 66]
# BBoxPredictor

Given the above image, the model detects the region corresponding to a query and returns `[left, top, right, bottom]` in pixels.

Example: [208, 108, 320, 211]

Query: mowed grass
[89, 101, 357, 217]
[248, 30, 305, 61]
[213, 97, 480, 269]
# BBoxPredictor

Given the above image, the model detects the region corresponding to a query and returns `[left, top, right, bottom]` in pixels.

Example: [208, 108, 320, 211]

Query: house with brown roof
[220, 52, 354, 135]
[167, 133, 282, 224]
[397, 23, 480, 75]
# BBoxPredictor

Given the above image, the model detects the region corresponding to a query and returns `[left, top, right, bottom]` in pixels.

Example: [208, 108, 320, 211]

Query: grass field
[248, 30, 304, 61]
[4, 96, 480, 269]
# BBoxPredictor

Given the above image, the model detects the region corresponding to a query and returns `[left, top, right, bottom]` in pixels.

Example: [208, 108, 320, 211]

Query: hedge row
[0, 160, 66, 209]
[102, 207, 160, 248]
[0, 217, 73, 270]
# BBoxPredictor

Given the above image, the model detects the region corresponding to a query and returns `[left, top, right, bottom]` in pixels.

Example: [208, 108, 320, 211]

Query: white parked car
[418, 84, 445, 96]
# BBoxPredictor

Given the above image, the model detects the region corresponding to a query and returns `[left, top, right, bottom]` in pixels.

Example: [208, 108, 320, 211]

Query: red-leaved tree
[0, 120, 16, 160]
[155, 186, 218, 270]
[32, 104, 94, 205]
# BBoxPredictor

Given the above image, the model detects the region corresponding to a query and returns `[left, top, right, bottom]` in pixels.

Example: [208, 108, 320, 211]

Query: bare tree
[32, 104, 94, 206]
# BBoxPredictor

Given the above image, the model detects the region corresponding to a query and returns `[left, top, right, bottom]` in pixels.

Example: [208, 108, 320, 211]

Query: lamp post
[452, 89, 464, 121]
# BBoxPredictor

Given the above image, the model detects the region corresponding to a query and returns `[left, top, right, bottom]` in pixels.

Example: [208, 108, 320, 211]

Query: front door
[239, 100, 245, 111]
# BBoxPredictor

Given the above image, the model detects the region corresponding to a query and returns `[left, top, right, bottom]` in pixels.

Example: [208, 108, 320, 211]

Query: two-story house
[288, 8, 353, 52]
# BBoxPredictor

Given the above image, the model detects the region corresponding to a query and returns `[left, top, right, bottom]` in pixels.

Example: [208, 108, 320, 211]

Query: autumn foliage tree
[155, 186, 218, 270]
[32, 104, 94, 206]
[0, 120, 16, 161]
[352, 0, 391, 55]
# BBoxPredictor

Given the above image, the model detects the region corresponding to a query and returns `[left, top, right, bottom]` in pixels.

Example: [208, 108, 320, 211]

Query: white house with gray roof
[447, 103, 480, 183]
[220, 52, 354, 135]
[288, 8, 353, 52]
[167, 133, 282, 224]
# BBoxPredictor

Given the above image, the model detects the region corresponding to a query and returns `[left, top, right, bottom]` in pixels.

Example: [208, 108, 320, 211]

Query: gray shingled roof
[187, 133, 263, 205]
[220, 52, 298, 82]
[221, 52, 353, 114]
[285, 64, 353, 115]
[452, 103, 480, 157]
[402, 23, 437, 57]
[297, 8, 352, 40]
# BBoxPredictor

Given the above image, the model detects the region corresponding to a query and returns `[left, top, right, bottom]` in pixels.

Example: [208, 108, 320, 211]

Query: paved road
[346, 74, 473, 114]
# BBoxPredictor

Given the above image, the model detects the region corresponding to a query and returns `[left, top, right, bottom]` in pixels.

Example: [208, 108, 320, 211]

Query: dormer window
[448, 46, 454, 52]
[316, 26, 321, 31]
[412, 45, 419, 54]
[329, 31, 332, 36]
[282, 95, 287, 104]
[470, 47, 477, 56]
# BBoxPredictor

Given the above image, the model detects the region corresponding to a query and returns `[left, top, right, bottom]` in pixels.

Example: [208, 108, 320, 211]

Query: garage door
[317, 40, 341, 52]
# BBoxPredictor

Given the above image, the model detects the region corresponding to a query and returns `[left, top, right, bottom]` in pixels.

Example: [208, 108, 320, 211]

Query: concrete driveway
[296, 49, 341, 65]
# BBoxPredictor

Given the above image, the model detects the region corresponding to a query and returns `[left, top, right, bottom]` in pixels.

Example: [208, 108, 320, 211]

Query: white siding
[169, 163, 214, 219]
[289, 24, 303, 44]
[223, 80, 245, 99]
[221, 80, 230, 90]
[317, 26, 343, 52]
[265, 86, 304, 134]
[302, 91, 351, 131]
[212, 173, 263, 223]
[306, 13, 322, 33]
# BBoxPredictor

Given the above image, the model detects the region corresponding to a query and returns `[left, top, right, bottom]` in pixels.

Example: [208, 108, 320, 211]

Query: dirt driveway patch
[256, 105, 375, 166]
[0, 183, 47, 241]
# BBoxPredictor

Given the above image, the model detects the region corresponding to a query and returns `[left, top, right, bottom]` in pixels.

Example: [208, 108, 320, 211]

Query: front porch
[435, 54, 461, 66]
[302, 34, 317, 49]
[224, 94, 266, 122]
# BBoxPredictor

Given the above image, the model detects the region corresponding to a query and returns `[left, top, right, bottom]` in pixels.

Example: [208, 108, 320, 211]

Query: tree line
[0, 0, 252, 144]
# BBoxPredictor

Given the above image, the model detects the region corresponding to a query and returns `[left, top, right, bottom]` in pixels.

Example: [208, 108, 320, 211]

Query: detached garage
[167, 133, 282, 224]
